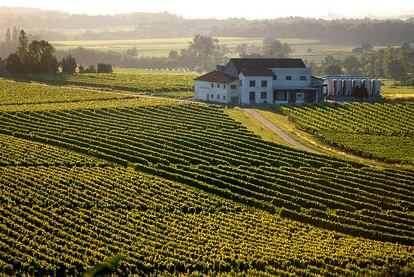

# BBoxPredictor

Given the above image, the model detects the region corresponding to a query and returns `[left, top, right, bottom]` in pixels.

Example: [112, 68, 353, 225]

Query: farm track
[245, 109, 318, 153]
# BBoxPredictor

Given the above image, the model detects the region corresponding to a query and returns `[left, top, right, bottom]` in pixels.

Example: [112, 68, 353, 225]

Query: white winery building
[194, 58, 323, 105]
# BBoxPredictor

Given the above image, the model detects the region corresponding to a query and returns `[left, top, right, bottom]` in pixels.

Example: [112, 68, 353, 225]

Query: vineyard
[3, 166, 413, 275]
[0, 102, 413, 248]
[0, 134, 100, 166]
[281, 102, 414, 164]
[0, 79, 126, 106]
[21, 70, 197, 94]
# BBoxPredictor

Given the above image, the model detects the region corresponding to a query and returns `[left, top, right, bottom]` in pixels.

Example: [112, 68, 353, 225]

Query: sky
[0, 0, 413, 19]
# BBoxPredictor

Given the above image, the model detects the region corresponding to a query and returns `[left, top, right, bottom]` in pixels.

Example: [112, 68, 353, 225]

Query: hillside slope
[1, 166, 413, 275]
[0, 102, 413, 245]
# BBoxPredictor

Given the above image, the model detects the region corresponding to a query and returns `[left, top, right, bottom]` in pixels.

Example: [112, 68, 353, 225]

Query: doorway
[249, 92, 255, 104]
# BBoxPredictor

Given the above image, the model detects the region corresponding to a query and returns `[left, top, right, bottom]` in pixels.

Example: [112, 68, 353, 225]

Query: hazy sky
[1, 0, 413, 19]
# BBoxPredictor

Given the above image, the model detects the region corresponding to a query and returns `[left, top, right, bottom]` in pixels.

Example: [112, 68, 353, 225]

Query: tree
[126, 47, 139, 57]
[401, 42, 411, 52]
[240, 53, 264, 58]
[386, 59, 406, 81]
[0, 58, 6, 75]
[361, 43, 373, 52]
[61, 54, 77, 74]
[16, 30, 29, 60]
[97, 63, 113, 73]
[342, 55, 360, 74]
[78, 65, 85, 73]
[5, 28, 11, 43]
[168, 50, 179, 60]
[262, 38, 291, 58]
[360, 83, 369, 99]
[353, 84, 368, 101]
[27, 40, 58, 74]
[5, 53, 23, 74]
[353, 86, 361, 100]
[234, 43, 248, 54]
[82, 65, 97, 73]
[325, 64, 343, 75]
[188, 34, 219, 61]
[12, 27, 19, 42]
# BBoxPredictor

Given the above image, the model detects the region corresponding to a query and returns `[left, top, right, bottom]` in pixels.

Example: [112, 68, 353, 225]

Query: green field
[51, 37, 320, 57]
[1, 81, 414, 275]
[281, 102, 414, 164]
[381, 83, 414, 102]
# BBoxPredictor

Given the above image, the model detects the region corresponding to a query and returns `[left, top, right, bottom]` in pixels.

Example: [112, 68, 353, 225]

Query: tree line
[0, 28, 113, 75]
[307, 43, 414, 84]
[54, 36, 292, 71]
[1, 8, 413, 45]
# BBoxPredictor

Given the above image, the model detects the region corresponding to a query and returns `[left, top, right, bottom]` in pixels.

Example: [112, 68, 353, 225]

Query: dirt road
[245, 109, 318, 153]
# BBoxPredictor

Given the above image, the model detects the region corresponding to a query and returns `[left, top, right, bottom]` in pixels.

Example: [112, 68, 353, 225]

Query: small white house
[194, 58, 323, 105]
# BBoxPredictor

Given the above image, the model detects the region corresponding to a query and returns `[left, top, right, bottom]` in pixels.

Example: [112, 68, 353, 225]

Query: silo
[351, 79, 356, 96]
[370, 79, 376, 96]
[327, 78, 334, 96]
[364, 78, 371, 96]
[342, 79, 348, 96]
[346, 79, 352, 96]
[336, 79, 342, 96]
[333, 79, 338, 96]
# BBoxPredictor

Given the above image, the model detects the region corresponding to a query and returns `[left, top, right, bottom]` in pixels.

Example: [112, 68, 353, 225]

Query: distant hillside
[0, 7, 413, 44]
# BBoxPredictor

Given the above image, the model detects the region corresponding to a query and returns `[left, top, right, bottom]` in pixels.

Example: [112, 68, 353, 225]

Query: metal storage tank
[333, 79, 338, 96]
[365, 79, 371, 95]
[351, 79, 356, 96]
[341, 80, 346, 96]
[327, 78, 334, 96]
[347, 79, 352, 96]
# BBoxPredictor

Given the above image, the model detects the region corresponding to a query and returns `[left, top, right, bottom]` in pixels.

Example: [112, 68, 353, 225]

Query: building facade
[194, 58, 323, 105]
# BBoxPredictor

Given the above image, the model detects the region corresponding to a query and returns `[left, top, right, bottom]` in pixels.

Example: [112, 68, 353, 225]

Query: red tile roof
[241, 69, 274, 77]
[194, 70, 237, 83]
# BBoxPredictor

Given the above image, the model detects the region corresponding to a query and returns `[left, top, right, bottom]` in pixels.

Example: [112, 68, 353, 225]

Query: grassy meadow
[50, 36, 354, 61]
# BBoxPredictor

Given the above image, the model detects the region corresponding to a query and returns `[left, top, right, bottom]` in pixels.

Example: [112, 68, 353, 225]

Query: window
[261, 80, 267, 87]
[211, 94, 214, 98]
[273, 75, 277, 80]
[249, 80, 256, 87]
[286, 76, 292, 80]
[223, 84, 226, 89]
[223, 96, 226, 101]
[211, 83, 214, 88]
[217, 84, 220, 88]
[217, 95, 220, 100]
[261, 91, 267, 99]
[300, 76, 307, 81]
[230, 85, 237, 89]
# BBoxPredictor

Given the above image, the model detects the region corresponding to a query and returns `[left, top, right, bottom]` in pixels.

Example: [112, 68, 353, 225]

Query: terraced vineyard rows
[1, 103, 413, 245]
[1, 166, 413, 275]
[0, 134, 100, 166]
[281, 103, 414, 163]
[0, 79, 127, 106]
[0, 97, 184, 113]
[23, 71, 197, 94]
